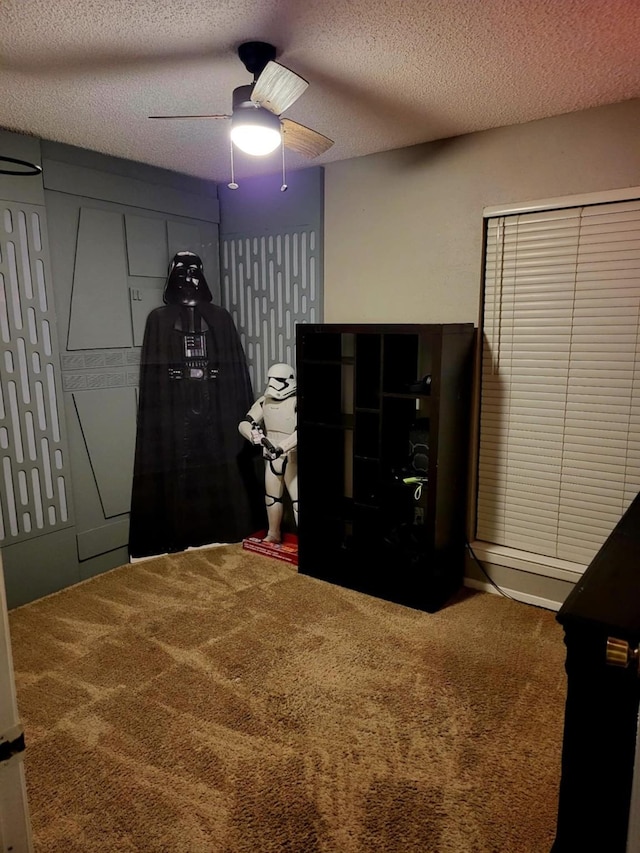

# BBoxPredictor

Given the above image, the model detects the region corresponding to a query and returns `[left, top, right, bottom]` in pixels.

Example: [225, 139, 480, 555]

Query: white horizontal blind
[477, 198, 640, 570]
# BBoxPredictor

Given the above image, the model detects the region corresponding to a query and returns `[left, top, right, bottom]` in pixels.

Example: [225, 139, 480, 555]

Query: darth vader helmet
[265, 363, 296, 400]
[163, 252, 213, 306]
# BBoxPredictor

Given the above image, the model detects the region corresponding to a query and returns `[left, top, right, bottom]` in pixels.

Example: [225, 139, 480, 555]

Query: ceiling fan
[149, 41, 334, 169]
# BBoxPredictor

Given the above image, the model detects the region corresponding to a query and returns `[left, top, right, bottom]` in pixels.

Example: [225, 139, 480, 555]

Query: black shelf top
[558, 491, 640, 639]
[298, 323, 475, 335]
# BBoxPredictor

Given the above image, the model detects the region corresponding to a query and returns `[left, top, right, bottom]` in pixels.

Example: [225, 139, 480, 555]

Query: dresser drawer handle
[606, 637, 640, 673]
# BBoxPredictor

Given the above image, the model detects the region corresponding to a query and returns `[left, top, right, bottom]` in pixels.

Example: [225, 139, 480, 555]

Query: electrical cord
[465, 540, 517, 601]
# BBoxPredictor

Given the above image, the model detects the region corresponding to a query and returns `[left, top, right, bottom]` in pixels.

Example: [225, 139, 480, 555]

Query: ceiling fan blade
[149, 114, 230, 120]
[251, 61, 308, 115]
[281, 119, 334, 158]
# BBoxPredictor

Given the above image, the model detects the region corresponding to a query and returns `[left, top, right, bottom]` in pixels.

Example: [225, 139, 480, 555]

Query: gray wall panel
[63, 391, 115, 536]
[68, 207, 132, 350]
[1, 527, 79, 607]
[219, 167, 323, 234]
[76, 518, 129, 562]
[41, 140, 218, 203]
[125, 214, 169, 277]
[73, 387, 137, 518]
[42, 158, 220, 222]
[167, 220, 202, 257]
[129, 278, 165, 346]
[78, 545, 130, 583]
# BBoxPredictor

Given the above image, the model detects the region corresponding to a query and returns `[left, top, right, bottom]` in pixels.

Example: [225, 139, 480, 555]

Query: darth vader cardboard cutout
[129, 252, 263, 558]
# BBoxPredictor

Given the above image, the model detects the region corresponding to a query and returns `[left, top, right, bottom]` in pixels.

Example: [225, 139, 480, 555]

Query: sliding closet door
[45, 188, 219, 571]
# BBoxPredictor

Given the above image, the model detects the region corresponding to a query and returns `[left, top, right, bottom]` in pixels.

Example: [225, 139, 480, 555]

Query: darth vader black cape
[129, 302, 263, 558]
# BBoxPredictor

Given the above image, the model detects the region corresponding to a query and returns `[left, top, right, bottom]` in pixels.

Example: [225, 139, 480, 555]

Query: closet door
[46, 190, 220, 571]
[0, 130, 222, 606]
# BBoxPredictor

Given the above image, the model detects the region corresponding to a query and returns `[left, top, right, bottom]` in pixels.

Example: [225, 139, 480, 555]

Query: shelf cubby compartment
[353, 411, 380, 459]
[352, 457, 381, 507]
[355, 333, 381, 409]
[382, 333, 417, 394]
[380, 397, 427, 469]
[299, 361, 343, 424]
[300, 330, 343, 361]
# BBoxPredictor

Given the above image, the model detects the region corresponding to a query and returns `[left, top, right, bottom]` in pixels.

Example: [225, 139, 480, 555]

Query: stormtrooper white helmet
[265, 363, 296, 400]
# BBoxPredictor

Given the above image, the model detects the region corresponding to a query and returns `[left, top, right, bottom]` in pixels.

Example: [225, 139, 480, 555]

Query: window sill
[468, 540, 586, 583]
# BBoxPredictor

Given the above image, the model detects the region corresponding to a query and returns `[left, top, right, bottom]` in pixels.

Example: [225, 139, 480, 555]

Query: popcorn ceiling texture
[0, 0, 638, 180]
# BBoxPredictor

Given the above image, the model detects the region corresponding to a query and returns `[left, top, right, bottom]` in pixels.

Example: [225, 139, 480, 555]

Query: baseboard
[464, 577, 562, 612]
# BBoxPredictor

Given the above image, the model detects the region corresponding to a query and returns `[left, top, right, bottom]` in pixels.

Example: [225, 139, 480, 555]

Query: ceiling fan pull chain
[280, 127, 288, 192]
[228, 137, 239, 190]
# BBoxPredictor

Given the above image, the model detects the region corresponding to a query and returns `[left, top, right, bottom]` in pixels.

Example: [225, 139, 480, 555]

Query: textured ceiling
[0, 0, 639, 183]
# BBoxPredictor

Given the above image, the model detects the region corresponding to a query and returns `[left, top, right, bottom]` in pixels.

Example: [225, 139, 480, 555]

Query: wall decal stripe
[222, 227, 321, 391]
[0, 202, 71, 544]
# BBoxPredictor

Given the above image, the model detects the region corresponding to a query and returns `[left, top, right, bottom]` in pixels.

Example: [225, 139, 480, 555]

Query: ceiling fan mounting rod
[237, 41, 277, 81]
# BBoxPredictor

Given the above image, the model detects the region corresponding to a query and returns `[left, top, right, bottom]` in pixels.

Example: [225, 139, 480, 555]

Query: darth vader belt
[168, 365, 219, 381]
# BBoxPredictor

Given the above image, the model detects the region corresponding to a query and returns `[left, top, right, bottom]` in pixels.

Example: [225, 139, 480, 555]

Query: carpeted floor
[9, 544, 566, 852]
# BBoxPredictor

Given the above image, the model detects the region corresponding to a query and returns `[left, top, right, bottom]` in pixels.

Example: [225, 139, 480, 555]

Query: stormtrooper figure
[239, 363, 297, 543]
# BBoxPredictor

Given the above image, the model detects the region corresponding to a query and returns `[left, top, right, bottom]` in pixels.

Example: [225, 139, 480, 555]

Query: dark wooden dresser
[553, 492, 640, 852]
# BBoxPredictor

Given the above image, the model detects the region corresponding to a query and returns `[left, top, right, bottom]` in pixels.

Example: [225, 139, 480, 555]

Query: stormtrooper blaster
[246, 423, 283, 459]
[259, 434, 284, 459]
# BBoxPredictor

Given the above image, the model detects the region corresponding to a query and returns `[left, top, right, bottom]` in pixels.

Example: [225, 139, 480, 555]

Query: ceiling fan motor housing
[237, 41, 277, 79]
[232, 86, 281, 129]
[232, 85, 256, 112]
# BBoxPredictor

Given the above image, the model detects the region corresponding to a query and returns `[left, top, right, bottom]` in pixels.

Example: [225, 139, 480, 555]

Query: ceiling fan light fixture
[231, 122, 281, 156]
[230, 90, 282, 156]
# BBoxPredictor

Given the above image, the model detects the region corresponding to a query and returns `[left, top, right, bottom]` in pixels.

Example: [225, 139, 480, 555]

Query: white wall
[323, 97, 640, 606]
[324, 97, 640, 324]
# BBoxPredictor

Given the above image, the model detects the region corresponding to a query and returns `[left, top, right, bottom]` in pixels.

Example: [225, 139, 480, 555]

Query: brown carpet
[9, 545, 566, 852]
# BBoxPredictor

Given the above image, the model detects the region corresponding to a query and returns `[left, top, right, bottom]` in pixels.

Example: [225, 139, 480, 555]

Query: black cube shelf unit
[296, 323, 475, 613]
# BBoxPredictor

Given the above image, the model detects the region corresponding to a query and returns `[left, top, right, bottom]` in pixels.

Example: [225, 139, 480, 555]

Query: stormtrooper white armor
[238, 363, 297, 543]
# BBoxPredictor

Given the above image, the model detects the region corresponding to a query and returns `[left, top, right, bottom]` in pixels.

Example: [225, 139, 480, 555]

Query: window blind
[477, 198, 640, 571]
